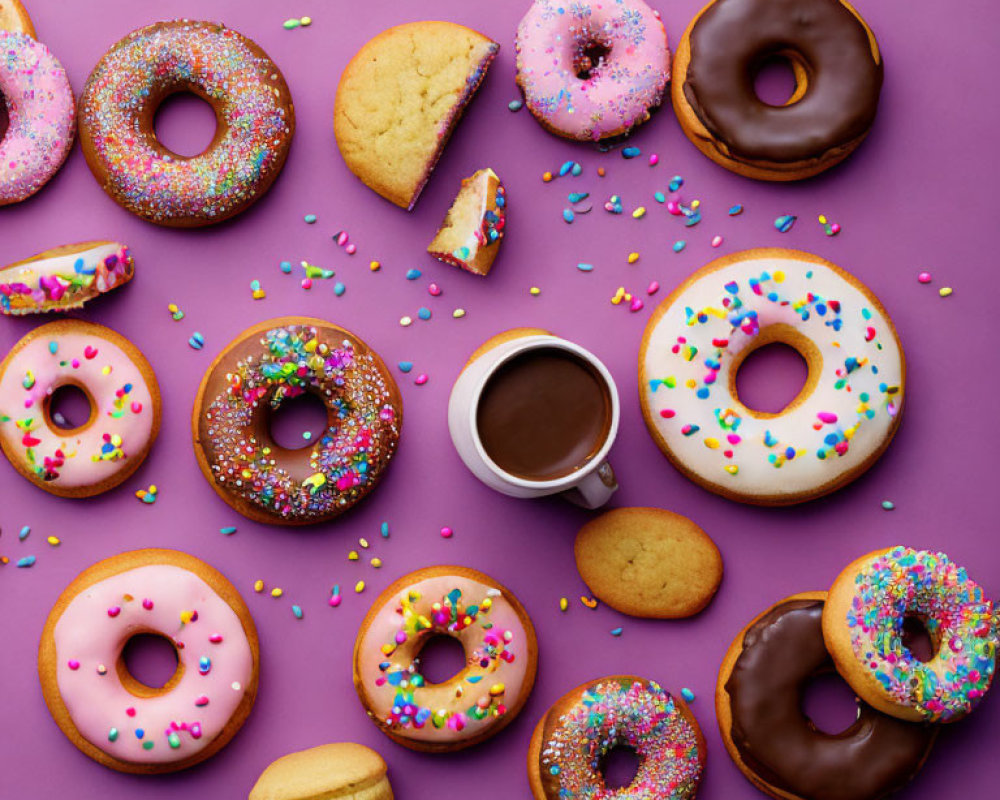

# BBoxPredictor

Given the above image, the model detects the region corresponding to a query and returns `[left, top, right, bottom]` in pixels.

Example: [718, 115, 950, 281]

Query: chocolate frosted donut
[673, 0, 882, 180]
[717, 593, 936, 800]
[192, 318, 402, 525]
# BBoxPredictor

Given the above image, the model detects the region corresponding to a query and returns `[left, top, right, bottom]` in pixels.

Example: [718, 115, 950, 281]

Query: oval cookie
[574, 507, 722, 618]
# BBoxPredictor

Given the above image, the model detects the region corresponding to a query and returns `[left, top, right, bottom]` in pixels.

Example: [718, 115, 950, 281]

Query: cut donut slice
[334, 22, 499, 210]
[428, 168, 506, 276]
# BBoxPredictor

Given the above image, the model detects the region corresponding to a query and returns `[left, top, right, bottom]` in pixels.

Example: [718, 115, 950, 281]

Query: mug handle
[561, 461, 618, 509]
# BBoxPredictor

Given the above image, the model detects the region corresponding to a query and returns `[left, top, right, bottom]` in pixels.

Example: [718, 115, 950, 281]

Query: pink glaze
[0, 329, 156, 488]
[52, 564, 254, 764]
[0, 32, 76, 205]
[515, 0, 670, 141]
[356, 574, 533, 744]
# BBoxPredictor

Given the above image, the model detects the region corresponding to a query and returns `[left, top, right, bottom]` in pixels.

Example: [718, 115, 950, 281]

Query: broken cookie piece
[428, 168, 506, 276]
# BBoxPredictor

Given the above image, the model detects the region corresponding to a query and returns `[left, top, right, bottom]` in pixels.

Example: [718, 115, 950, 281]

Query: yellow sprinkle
[632, 206, 646, 219]
[529, 286, 541, 296]
[348, 550, 359, 561]
[691, 199, 701, 210]
[559, 597, 568, 612]
[359, 537, 369, 549]
[773, 270, 785, 283]
[627, 252, 640, 264]
[686, 378, 697, 389]
[271, 588, 283, 598]
[299, 16, 312, 26]
[371, 557, 383, 568]
[381, 643, 396, 655]
[180, 610, 195, 624]
[939, 287, 953, 297]
[725, 465, 739, 475]
[704, 437, 720, 449]
[369, 260, 381, 272]
[818, 214, 828, 224]
[253, 580, 264, 593]
[167, 303, 178, 312]
[489, 683, 506, 696]
[47, 536, 60, 546]
[355, 580, 366, 593]
[102, 366, 112, 375]
[400, 316, 413, 326]
[452, 308, 466, 319]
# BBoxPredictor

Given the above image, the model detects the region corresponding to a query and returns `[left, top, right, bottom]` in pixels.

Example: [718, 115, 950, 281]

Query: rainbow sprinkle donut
[78, 20, 294, 227]
[528, 675, 704, 799]
[515, 0, 670, 141]
[824, 546, 998, 723]
[639, 249, 905, 505]
[0, 32, 75, 205]
[192, 318, 402, 525]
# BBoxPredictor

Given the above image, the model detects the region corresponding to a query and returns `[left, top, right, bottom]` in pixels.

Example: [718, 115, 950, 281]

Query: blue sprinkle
[567, 192, 589, 204]
[398, 361, 413, 373]
[279, 261, 292, 274]
[610, 627, 624, 637]
[18, 526, 30, 541]
[292, 605, 304, 619]
[728, 204, 744, 216]
[881, 500, 895, 511]
[380, 521, 390, 538]
[562, 209, 575, 223]
[653, 191, 666, 203]
[219, 526, 237, 536]
[135, 728, 145, 739]
[622, 146, 641, 159]
[405, 268, 421, 280]
[559, 161, 574, 177]
[507, 99, 523, 112]
[303, 214, 317, 224]
[681, 687, 696, 702]
[669, 175, 684, 192]
[333, 282, 346, 296]
[16, 556, 35, 568]
[576, 263, 594, 272]
[48, 341, 58, 355]
[774, 214, 797, 233]
[672, 240, 686, 253]
[417, 307, 431, 320]
[570, 162, 582, 176]
[188, 332, 205, 350]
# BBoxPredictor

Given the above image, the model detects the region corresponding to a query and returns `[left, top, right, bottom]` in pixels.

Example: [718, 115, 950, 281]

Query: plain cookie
[249, 742, 393, 800]
[334, 21, 499, 210]
[575, 507, 722, 618]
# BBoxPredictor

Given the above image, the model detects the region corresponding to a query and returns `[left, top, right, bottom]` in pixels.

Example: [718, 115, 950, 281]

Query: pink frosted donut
[515, 0, 670, 141]
[0, 32, 76, 205]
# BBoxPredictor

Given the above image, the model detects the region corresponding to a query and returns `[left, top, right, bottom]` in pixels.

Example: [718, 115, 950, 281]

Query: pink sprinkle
[395, 631, 407, 645]
[301, 278, 312, 290]
[830, 223, 841, 234]
[817, 412, 838, 424]
[865, 326, 876, 341]
[209, 633, 223, 644]
[918, 272, 932, 283]
[345, 243, 357, 255]
[666, 201, 682, 216]
[336, 231, 349, 246]
[142, 598, 153, 610]
[647, 281, 659, 295]
[428, 283, 442, 296]
[107, 606, 121, 617]
[659, 409, 675, 419]
[328, 594, 342, 607]
[711, 235, 723, 248]
[629, 297, 644, 312]
[68, 660, 80, 670]
[727, 434, 741, 444]
[440, 527, 453, 539]
[190, 723, 203, 739]
[649, 154, 659, 166]
[131, 402, 143, 414]
[415, 373, 428, 385]
[71, 359, 81, 369]
[194, 696, 209, 707]
[126, 707, 136, 717]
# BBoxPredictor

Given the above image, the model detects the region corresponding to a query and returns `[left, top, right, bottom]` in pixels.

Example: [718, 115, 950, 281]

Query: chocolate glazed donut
[673, 0, 883, 180]
[716, 593, 937, 800]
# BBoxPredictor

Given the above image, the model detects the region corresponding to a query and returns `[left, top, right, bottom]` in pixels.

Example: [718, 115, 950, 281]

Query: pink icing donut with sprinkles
[640, 248, 905, 505]
[39, 549, 259, 773]
[515, 0, 670, 141]
[824, 546, 998, 724]
[528, 675, 705, 799]
[353, 566, 538, 752]
[0, 319, 161, 497]
[0, 31, 76, 205]
[78, 20, 295, 227]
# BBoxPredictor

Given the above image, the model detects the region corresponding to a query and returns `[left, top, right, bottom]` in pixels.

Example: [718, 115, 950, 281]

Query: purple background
[1, 0, 996, 797]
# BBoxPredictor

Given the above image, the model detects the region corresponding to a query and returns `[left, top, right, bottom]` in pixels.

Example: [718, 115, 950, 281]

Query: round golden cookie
[672, 0, 882, 180]
[38, 549, 260, 774]
[0, 0, 35, 36]
[575, 507, 722, 618]
[249, 742, 393, 800]
[334, 21, 499, 210]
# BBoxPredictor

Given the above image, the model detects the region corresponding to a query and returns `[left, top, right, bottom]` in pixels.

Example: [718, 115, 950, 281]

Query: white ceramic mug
[448, 330, 620, 509]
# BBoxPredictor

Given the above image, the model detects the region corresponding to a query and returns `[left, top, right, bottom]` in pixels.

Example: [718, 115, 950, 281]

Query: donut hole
[153, 90, 219, 158]
[45, 384, 95, 432]
[268, 392, 330, 450]
[801, 671, 861, 735]
[734, 341, 810, 415]
[600, 744, 641, 790]
[752, 52, 809, 107]
[901, 615, 936, 663]
[120, 633, 181, 693]
[575, 38, 611, 80]
[414, 634, 467, 684]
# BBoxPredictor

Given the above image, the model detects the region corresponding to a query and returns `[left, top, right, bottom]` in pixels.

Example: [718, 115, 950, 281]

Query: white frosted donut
[639, 249, 904, 504]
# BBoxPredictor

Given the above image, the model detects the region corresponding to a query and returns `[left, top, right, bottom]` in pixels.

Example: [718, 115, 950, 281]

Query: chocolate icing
[726, 600, 936, 800]
[476, 348, 611, 481]
[683, 0, 883, 163]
